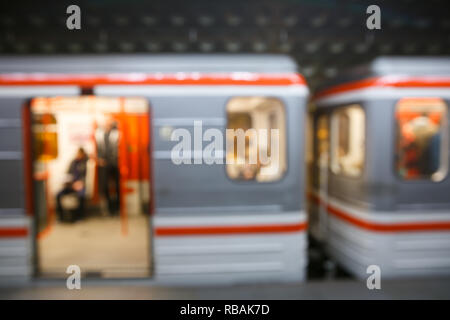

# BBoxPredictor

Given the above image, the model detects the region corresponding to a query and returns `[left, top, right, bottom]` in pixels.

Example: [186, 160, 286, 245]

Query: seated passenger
[56, 147, 88, 222]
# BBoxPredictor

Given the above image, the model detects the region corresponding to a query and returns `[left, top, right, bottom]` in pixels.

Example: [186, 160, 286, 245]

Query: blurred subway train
[308, 57, 450, 279]
[0, 54, 308, 284]
[0, 54, 450, 285]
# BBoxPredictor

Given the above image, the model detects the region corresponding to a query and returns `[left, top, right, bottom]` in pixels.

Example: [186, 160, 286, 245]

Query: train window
[226, 97, 286, 182]
[331, 105, 365, 177]
[395, 98, 448, 182]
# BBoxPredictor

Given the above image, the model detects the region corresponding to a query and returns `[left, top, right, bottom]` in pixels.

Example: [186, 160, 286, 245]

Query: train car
[309, 57, 450, 279]
[0, 54, 309, 285]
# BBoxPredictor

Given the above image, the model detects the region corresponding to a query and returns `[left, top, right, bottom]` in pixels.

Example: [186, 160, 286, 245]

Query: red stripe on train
[307, 191, 450, 232]
[155, 222, 307, 236]
[0, 227, 28, 238]
[313, 76, 450, 101]
[0, 73, 306, 86]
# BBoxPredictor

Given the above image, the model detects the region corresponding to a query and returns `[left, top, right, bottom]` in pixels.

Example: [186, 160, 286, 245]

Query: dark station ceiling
[1, 0, 449, 88]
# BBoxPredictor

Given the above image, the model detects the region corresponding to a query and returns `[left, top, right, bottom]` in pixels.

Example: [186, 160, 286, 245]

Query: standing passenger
[96, 116, 120, 216]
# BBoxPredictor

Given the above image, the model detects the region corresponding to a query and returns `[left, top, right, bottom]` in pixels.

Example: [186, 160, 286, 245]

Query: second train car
[309, 57, 450, 279]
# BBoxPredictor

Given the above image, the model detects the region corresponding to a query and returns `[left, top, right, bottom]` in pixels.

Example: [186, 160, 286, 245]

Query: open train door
[28, 96, 152, 279]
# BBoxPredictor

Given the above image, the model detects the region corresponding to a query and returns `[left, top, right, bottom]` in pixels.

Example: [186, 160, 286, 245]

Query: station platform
[1, 277, 450, 299]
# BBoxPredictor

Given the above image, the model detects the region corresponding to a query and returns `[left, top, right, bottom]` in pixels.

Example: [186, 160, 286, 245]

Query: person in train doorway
[56, 147, 88, 222]
[96, 116, 121, 216]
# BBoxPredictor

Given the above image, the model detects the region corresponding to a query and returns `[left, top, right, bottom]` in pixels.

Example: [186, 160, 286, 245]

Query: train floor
[1, 277, 450, 299]
[37, 214, 151, 278]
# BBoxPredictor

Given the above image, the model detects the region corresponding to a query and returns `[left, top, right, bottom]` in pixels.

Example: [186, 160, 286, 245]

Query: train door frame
[22, 96, 155, 279]
[315, 111, 330, 242]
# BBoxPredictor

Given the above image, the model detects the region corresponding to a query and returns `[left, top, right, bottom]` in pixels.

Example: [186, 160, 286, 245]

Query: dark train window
[395, 97, 448, 182]
[331, 105, 365, 177]
[226, 97, 286, 182]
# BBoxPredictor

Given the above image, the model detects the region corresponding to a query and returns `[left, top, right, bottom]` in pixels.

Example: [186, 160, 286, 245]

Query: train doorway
[25, 96, 152, 278]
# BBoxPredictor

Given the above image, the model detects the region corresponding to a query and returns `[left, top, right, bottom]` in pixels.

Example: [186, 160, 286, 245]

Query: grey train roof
[318, 56, 450, 91]
[0, 54, 298, 74]
[369, 57, 450, 75]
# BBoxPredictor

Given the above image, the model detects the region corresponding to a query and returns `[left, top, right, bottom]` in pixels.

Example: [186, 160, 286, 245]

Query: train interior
[226, 97, 287, 182]
[28, 96, 152, 278]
